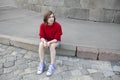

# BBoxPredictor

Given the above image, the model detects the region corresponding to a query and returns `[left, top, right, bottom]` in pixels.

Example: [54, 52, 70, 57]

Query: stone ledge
[0, 34, 39, 52]
[77, 46, 98, 60]
[98, 49, 120, 61]
[0, 34, 76, 57]
[0, 35, 11, 45]
[0, 34, 120, 61]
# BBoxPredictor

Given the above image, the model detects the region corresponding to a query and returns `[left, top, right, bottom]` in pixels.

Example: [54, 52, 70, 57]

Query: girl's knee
[50, 43, 57, 49]
[39, 42, 44, 48]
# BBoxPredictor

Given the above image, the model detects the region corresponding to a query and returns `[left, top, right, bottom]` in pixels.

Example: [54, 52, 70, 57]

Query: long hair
[43, 11, 56, 24]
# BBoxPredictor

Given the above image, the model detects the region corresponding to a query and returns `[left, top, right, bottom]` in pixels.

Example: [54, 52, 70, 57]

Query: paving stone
[24, 68, 36, 74]
[78, 75, 93, 80]
[11, 51, 25, 60]
[0, 50, 8, 56]
[102, 71, 115, 77]
[16, 53, 24, 60]
[90, 72, 105, 80]
[16, 63, 28, 70]
[91, 61, 113, 71]
[0, 71, 15, 80]
[28, 61, 39, 68]
[79, 59, 92, 69]
[0, 68, 4, 75]
[63, 60, 74, 66]
[113, 65, 120, 72]
[5, 55, 16, 62]
[103, 77, 112, 80]
[9, 76, 22, 80]
[54, 66, 64, 74]
[0, 44, 120, 80]
[22, 74, 39, 80]
[111, 61, 120, 67]
[55, 59, 63, 66]
[50, 74, 63, 80]
[111, 75, 120, 80]
[87, 69, 98, 74]
[15, 59, 27, 65]
[57, 56, 69, 61]
[0, 47, 5, 52]
[58, 65, 68, 72]
[0, 63, 3, 68]
[67, 57, 80, 62]
[5, 46, 16, 53]
[69, 64, 82, 71]
[15, 48, 27, 54]
[11, 51, 18, 56]
[71, 69, 82, 76]
[114, 71, 120, 75]
[4, 61, 15, 68]
[24, 51, 39, 61]
[1, 44, 9, 49]
[99, 64, 113, 71]
[61, 71, 72, 80]
[80, 68, 89, 75]
[0, 44, 2, 47]
[4, 66, 17, 73]
[14, 69, 24, 76]
[0, 58, 6, 63]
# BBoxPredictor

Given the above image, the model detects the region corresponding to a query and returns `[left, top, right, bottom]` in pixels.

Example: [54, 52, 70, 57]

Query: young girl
[37, 11, 62, 76]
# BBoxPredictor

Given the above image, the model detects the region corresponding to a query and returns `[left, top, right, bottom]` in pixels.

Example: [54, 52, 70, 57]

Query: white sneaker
[46, 64, 55, 76]
[37, 62, 46, 74]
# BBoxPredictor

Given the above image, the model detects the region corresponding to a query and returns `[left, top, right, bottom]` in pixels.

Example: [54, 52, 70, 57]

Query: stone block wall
[2, 0, 120, 23]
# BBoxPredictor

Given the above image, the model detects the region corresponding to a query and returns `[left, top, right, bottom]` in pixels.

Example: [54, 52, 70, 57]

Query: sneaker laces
[38, 62, 45, 71]
[47, 64, 55, 73]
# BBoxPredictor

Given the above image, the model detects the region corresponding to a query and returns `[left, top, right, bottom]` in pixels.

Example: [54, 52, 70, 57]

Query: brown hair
[43, 11, 56, 24]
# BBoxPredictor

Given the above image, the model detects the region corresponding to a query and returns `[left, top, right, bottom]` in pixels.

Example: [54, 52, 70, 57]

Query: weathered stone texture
[1, 0, 120, 23]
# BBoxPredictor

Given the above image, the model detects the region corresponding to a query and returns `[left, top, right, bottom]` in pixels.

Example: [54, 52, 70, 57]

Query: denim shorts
[56, 41, 61, 48]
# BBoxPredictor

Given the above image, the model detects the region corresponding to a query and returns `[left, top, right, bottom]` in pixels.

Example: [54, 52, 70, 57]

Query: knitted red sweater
[39, 22, 62, 41]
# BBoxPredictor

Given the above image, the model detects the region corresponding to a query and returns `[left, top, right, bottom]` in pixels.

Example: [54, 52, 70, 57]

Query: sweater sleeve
[54, 24, 62, 41]
[39, 23, 45, 39]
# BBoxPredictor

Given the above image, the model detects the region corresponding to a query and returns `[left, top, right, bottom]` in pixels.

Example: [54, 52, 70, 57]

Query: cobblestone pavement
[0, 44, 120, 80]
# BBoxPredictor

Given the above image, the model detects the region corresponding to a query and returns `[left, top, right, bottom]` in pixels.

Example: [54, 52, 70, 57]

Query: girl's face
[48, 14, 55, 25]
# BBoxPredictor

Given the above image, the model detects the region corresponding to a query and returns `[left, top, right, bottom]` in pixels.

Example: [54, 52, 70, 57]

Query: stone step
[0, 34, 120, 61]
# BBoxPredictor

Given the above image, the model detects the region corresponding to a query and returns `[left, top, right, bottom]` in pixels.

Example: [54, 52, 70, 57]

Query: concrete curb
[0, 34, 120, 61]
[0, 34, 76, 57]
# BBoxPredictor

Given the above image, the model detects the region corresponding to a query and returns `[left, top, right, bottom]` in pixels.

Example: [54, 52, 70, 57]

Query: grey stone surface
[4, 61, 15, 68]
[67, 8, 89, 20]
[0, 35, 10, 45]
[64, 0, 81, 7]
[0, 44, 120, 80]
[111, 75, 120, 80]
[98, 49, 120, 61]
[0, 63, 3, 69]
[90, 72, 105, 80]
[0, 6, 120, 52]
[114, 10, 120, 23]
[77, 46, 98, 60]
[103, 9, 114, 23]
[113, 66, 120, 72]
[0, 68, 3, 75]
[11, 0, 120, 23]
[0, 7, 120, 62]
[44, 0, 64, 6]
[89, 8, 105, 22]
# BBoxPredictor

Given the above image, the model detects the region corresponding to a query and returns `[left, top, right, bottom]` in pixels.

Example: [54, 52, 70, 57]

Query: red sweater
[39, 22, 62, 41]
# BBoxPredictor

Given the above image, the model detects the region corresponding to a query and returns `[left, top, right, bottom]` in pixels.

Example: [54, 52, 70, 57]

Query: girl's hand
[43, 41, 48, 48]
[47, 42, 51, 47]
